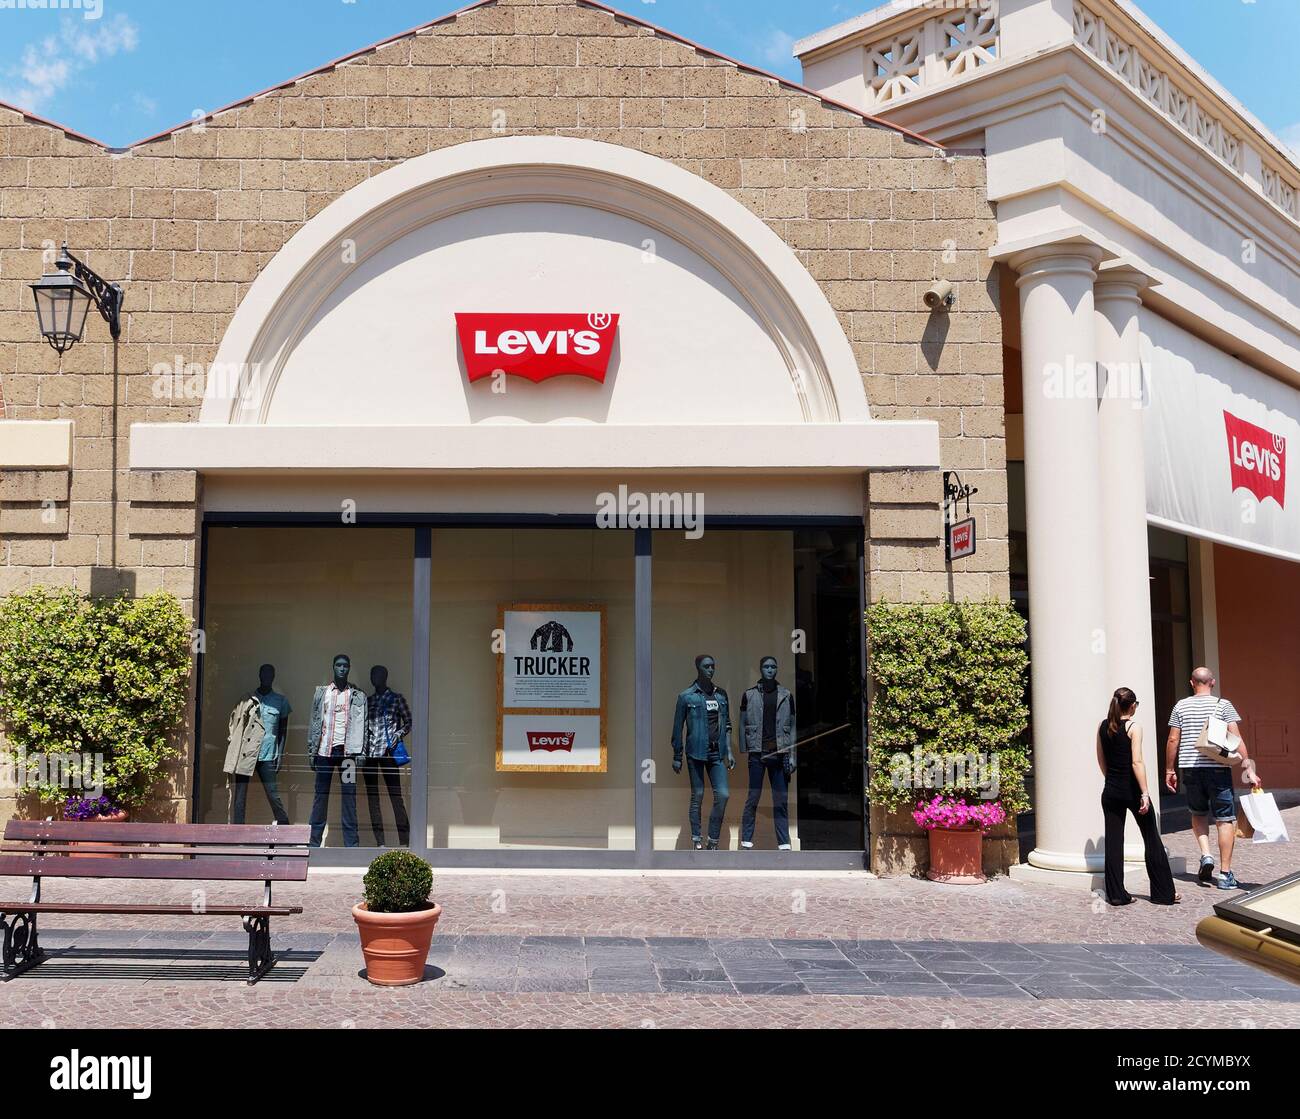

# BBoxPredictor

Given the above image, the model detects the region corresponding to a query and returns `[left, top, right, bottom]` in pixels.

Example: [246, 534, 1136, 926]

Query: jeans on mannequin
[231, 760, 290, 825]
[309, 754, 358, 847]
[687, 757, 729, 844]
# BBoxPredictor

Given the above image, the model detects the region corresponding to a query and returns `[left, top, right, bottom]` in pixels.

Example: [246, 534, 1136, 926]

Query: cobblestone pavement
[11, 930, 1300, 1003]
[1, 806, 1296, 1028]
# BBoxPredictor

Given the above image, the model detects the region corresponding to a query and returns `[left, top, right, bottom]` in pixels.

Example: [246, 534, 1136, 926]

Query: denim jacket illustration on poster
[671, 681, 733, 764]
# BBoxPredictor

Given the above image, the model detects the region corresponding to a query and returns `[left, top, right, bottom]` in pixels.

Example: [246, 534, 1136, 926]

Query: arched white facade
[132, 136, 939, 477]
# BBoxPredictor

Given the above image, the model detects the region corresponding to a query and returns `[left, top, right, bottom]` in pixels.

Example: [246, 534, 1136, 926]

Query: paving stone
[733, 982, 808, 996]
[657, 967, 729, 982]
[2, 805, 1298, 1026]
[660, 981, 736, 994]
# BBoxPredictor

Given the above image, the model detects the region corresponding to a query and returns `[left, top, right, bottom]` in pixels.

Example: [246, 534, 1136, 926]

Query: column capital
[1094, 264, 1153, 308]
[1007, 238, 1104, 287]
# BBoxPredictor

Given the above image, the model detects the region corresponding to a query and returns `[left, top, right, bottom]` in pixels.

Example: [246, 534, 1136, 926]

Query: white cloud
[758, 28, 796, 69]
[0, 13, 138, 113]
[64, 13, 138, 63]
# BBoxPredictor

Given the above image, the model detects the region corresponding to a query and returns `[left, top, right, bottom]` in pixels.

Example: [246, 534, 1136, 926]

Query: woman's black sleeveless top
[1099, 720, 1141, 799]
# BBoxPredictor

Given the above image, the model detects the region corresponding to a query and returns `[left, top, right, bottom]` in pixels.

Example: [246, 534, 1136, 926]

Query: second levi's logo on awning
[456, 313, 619, 383]
[1224, 410, 1287, 508]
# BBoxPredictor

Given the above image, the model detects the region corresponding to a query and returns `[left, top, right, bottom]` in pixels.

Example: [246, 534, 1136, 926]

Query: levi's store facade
[125, 121, 999, 868]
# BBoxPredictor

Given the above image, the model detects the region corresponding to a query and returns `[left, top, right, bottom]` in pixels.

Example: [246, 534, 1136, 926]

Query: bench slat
[3, 821, 312, 845]
[0, 902, 302, 916]
[0, 854, 309, 882]
[0, 844, 310, 858]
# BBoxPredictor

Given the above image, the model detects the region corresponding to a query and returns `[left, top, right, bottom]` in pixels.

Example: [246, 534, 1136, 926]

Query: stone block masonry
[0, 0, 1007, 827]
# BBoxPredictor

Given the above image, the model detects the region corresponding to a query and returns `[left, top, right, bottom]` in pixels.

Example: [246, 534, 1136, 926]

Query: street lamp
[30, 242, 124, 354]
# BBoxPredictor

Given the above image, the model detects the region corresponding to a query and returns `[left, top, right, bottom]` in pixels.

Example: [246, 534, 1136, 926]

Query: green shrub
[363, 850, 434, 913]
[0, 586, 192, 809]
[867, 600, 1030, 815]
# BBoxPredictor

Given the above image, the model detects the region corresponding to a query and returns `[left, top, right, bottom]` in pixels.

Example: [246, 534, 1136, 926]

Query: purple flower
[62, 795, 121, 822]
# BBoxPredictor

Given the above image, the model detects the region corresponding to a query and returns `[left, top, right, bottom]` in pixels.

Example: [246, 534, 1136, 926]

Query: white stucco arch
[133, 136, 938, 474]
[201, 135, 865, 426]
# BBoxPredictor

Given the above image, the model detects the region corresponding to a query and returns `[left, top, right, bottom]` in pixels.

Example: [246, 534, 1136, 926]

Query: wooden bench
[0, 821, 311, 985]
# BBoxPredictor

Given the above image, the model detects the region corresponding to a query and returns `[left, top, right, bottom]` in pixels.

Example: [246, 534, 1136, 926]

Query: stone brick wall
[0, 0, 1006, 828]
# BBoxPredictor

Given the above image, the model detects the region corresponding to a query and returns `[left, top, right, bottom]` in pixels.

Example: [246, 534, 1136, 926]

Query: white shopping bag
[1239, 790, 1291, 844]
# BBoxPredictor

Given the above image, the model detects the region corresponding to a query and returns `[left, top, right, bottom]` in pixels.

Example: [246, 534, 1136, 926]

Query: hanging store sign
[456, 312, 619, 383]
[947, 517, 976, 561]
[1143, 314, 1300, 561]
[497, 603, 607, 772]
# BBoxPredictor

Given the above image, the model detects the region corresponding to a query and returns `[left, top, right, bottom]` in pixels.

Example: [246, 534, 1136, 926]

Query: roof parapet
[796, 0, 1300, 228]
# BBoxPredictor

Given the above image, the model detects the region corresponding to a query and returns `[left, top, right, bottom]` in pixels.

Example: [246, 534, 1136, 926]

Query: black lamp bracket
[57, 242, 124, 340]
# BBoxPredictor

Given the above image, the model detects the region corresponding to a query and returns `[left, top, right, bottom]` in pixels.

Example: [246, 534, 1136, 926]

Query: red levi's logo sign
[455, 313, 619, 383]
[526, 731, 576, 753]
[1224, 410, 1286, 508]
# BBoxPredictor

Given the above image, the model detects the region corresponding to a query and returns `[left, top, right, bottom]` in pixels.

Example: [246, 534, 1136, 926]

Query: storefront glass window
[1148, 527, 1193, 736]
[651, 528, 863, 851]
[198, 527, 414, 848]
[426, 528, 634, 850]
[198, 520, 860, 859]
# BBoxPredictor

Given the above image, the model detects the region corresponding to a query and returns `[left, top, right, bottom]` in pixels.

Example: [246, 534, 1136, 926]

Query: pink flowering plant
[912, 795, 1006, 832]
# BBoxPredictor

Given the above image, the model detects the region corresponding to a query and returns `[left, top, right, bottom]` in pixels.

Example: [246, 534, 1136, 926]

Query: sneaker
[692, 837, 703, 851]
[740, 841, 753, 849]
[778, 843, 791, 851]
[1217, 870, 1240, 891]
[1197, 855, 1215, 886]
[705, 839, 719, 851]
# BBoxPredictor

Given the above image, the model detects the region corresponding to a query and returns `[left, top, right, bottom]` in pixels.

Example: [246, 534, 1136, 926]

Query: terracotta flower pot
[352, 901, 442, 986]
[70, 809, 129, 859]
[925, 826, 986, 884]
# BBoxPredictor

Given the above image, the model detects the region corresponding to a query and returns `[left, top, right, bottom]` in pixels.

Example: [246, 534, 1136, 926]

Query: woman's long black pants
[1101, 791, 1177, 905]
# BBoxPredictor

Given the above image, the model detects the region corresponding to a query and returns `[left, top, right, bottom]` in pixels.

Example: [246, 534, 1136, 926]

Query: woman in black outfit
[1097, 687, 1180, 906]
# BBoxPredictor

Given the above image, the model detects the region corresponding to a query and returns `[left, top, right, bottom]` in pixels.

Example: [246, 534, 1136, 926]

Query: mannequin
[224, 663, 291, 825]
[362, 664, 412, 846]
[307, 654, 366, 848]
[670, 654, 734, 850]
[739, 656, 796, 850]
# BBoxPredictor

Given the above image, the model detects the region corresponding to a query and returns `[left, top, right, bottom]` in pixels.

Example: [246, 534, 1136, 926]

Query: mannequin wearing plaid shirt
[364, 664, 411, 846]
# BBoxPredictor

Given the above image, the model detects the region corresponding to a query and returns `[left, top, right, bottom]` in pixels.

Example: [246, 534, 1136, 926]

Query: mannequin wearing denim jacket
[671, 654, 735, 849]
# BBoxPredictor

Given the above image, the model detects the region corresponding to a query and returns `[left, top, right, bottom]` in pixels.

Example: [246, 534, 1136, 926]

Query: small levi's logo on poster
[1224, 410, 1286, 508]
[526, 730, 576, 752]
[456, 313, 619, 383]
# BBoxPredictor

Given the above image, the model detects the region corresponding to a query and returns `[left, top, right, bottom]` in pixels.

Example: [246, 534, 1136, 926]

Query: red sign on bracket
[455, 312, 619, 383]
[947, 517, 976, 562]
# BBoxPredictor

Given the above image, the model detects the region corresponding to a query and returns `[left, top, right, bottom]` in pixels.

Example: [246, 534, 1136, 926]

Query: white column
[1095, 267, 1160, 847]
[1010, 242, 1108, 873]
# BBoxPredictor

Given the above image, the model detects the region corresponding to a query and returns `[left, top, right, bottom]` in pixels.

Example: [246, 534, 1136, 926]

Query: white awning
[1144, 314, 1300, 563]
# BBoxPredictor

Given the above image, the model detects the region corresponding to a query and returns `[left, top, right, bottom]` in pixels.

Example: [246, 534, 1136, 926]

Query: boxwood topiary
[363, 850, 434, 913]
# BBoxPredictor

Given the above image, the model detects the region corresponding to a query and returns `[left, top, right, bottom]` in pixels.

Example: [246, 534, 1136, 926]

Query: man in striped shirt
[1165, 667, 1260, 891]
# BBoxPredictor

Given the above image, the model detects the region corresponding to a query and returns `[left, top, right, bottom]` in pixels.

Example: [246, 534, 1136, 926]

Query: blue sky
[0, 0, 1295, 150]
